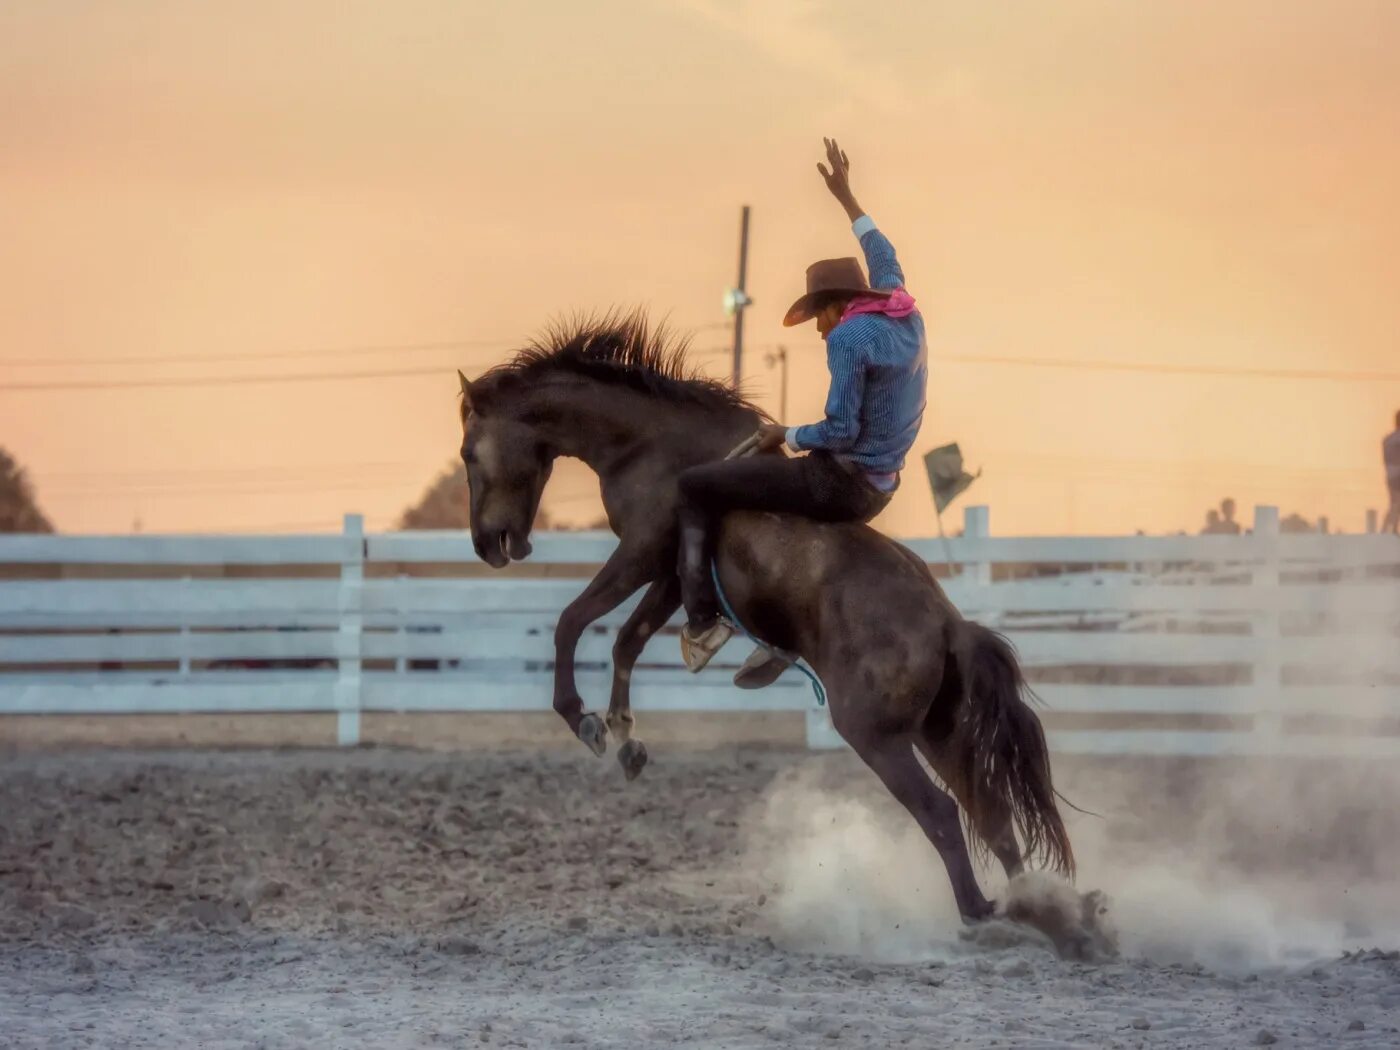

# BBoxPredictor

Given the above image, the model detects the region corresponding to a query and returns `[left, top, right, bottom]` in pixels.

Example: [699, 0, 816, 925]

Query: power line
[39, 461, 428, 483]
[751, 340, 1400, 384]
[44, 478, 423, 499]
[999, 450, 1379, 482]
[41, 457, 1375, 498]
[9, 344, 1388, 394]
[0, 366, 454, 392]
[940, 352, 1400, 382]
[41, 471, 607, 502]
[0, 338, 516, 369]
[766, 340, 1397, 383]
[993, 466, 1376, 497]
[0, 346, 737, 393]
[1, 324, 736, 370]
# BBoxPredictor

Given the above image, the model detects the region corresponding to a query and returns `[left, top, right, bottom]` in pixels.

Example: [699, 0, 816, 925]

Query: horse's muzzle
[474, 530, 510, 569]
[475, 528, 532, 568]
[505, 531, 533, 562]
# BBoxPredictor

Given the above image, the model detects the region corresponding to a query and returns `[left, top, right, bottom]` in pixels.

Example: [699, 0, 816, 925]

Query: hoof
[617, 739, 649, 781]
[962, 899, 998, 925]
[1000, 877, 1120, 962]
[577, 713, 608, 757]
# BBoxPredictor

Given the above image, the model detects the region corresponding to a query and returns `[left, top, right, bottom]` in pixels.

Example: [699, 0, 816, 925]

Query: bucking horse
[456, 311, 1109, 955]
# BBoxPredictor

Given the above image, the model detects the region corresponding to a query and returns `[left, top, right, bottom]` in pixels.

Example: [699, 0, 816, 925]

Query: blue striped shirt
[787, 217, 927, 483]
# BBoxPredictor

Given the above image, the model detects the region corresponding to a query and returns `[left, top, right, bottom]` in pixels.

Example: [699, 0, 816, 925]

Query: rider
[677, 137, 928, 670]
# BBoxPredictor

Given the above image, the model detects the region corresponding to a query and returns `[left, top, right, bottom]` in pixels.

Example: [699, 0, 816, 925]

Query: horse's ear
[457, 369, 474, 408]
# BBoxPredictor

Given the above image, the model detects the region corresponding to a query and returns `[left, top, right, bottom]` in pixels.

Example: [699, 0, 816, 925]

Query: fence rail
[2, 506, 1397, 756]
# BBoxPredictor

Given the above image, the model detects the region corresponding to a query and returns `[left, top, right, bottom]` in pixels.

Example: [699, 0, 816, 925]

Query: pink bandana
[839, 286, 918, 325]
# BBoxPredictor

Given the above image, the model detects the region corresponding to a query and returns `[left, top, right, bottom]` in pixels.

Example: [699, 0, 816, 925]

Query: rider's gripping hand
[754, 423, 790, 453]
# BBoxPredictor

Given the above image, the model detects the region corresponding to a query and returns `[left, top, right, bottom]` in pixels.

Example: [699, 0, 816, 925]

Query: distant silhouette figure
[1383, 409, 1400, 535]
[1218, 497, 1242, 535]
[1201, 509, 1223, 534]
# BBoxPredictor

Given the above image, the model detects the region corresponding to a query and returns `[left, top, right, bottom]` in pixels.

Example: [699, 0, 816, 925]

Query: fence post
[1366, 508, 1378, 534]
[395, 572, 407, 675]
[336, 513, 365, 746]
[178, 575, 192, 677]
[964, 503, 992, 585]
[963, 506, 996, 630]
[1252, 505, 1281, 742]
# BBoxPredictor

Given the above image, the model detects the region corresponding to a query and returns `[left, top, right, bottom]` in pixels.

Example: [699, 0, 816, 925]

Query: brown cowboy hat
[782, 256, 891, 327]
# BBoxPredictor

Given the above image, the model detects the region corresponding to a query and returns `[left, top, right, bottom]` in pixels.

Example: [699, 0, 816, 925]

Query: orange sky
[2, 1, 1398, 537]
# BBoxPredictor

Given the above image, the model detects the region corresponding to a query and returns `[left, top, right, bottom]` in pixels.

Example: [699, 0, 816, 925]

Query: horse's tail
[949, 619, 1074, 877]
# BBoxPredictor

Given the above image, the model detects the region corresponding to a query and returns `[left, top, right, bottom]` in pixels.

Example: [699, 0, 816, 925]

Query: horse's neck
[529, 382, 754, 477]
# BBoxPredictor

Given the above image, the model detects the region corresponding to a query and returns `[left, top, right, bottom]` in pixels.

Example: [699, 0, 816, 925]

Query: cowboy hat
[782, 256, 892, 327]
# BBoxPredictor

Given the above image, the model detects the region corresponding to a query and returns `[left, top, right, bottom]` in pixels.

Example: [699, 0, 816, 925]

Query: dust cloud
[742, 749, 1400, 974]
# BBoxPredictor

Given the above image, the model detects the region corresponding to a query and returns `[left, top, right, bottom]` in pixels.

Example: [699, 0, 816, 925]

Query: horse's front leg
[606, 575, 681, 780]
[552, 548, 657, 756]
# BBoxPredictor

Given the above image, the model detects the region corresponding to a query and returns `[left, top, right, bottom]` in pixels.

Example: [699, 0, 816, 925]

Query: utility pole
[730, 205, 751, 387]
[765, 345, 788, 422]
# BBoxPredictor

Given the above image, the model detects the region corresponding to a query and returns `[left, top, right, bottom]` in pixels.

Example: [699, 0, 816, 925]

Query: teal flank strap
[709, 561, 827, 707]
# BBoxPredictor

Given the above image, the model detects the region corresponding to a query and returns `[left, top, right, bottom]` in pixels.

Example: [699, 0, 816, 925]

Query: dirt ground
[1, 742, 1398, 1049]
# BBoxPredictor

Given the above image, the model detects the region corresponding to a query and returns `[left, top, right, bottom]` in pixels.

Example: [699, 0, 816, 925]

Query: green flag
[923, 443, 979, 515]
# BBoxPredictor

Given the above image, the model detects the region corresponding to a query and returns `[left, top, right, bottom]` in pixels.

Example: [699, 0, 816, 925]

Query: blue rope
[710, 562, 827, 707]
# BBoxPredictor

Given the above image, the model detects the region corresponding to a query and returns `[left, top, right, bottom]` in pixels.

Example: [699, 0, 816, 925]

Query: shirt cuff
[784, 426, 803, 452]
[851, 214, 877, 238]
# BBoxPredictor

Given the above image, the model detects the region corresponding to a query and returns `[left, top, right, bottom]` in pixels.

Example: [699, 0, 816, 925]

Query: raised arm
[818, 137, 904, 289]
[818, 136, 866, 225]
[853, 219, 904, 291]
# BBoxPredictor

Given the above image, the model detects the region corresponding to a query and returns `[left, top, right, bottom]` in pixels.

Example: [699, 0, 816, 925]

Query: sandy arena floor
[1, 744, 1398, 1048]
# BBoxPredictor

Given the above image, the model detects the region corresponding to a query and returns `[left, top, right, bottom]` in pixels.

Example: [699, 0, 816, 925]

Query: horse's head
[457, 370, 552, 568]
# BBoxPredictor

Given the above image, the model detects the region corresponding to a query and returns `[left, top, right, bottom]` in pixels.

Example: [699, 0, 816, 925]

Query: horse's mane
[468, 310, 763, 418]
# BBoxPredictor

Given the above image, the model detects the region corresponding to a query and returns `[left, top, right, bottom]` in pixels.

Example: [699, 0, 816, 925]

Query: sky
[2, 0, 1398, 537]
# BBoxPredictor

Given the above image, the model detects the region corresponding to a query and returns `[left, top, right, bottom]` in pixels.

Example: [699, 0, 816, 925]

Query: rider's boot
[680, 618, 734, 673]
[732, 645, 794, 689]
[677, 515, 733, 673]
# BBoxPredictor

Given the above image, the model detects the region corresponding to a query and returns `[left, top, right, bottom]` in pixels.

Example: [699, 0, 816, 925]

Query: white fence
[2, 506, 1398, 756]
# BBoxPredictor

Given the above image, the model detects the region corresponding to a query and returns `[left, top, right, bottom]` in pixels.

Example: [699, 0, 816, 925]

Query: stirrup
[680, 618, 734, 673]
[733, 645, 795, 690]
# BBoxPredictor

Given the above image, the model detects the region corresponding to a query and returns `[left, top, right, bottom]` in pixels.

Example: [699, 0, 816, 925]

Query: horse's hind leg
[972, 804, 1024, 881]
[917, 732, 1024, 880]
[606, 575, 680, 781]
[844, 726, 995, 923]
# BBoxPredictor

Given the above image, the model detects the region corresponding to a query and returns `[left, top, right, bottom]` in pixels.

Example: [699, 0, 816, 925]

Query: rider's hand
[755, 423, 790, 453]
[817, 137, 864, 223]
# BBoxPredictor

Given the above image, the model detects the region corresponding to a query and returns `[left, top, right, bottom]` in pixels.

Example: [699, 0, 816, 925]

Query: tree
[398, 462, 606, 531]
[398, 462, 471, 530]
[1280, 512, 1316, 534]
[0, 447, 54, 533]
